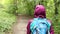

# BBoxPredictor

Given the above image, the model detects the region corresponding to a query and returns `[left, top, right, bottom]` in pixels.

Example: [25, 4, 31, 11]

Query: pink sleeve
[47, 20, 54, 34]
[50, 26, 54, 34]
[26, 20, 33, 34]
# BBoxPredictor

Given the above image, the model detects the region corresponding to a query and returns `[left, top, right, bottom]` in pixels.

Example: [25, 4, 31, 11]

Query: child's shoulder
[47, 19, 52, 23]
[28, 19, 33, 23]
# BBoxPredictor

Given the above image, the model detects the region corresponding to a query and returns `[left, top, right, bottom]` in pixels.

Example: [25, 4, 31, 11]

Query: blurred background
[0, 0, 60, 34]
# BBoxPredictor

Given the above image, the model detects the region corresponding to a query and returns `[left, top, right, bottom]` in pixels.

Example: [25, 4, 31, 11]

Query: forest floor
[12, 15, 32, 34]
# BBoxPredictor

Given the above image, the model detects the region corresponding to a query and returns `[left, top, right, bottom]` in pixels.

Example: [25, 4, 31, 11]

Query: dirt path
[13, 16, 32, 34]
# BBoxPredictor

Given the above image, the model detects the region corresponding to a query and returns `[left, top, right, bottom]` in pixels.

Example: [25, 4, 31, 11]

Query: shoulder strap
[46, 19, 51, 30]
[41, 18, 51, 30]
[30, 18, 38, 32]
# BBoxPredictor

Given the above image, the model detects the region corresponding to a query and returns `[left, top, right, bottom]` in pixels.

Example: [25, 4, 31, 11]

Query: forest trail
[13, 15, 32, 34]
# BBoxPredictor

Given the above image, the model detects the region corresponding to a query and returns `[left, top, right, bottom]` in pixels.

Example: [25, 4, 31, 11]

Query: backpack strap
[47, 20, 51, 30]
[39, 18, 51, 31]
[43, 18, 51, 34]
[30, 18, 38, 32]
[45, 19, 51, 34]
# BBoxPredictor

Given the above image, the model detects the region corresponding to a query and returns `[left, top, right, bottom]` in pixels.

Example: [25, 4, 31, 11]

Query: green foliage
[17, 0, 60, 34]
[17, 0, 35, 16]
[0, 0, 16, 33]
[46, 0, 55, 20]
[0, 11, 16, 32]
[17, 0, 28, 15]
[0, 0, 60, 34]
[0, 0, 17, 14]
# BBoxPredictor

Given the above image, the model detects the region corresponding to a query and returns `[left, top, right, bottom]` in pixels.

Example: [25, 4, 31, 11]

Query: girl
[27, 5, 54, 34]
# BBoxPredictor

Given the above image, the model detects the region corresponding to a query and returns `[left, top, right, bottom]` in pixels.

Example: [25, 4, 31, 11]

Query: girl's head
[34, 5, 46, 18]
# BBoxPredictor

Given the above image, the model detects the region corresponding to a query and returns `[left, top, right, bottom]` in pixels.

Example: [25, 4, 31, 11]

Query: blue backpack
[30, 18, 51, 34]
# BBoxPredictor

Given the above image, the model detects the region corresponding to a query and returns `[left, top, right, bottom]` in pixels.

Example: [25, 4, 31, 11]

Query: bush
[0, 11, 16, 33]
